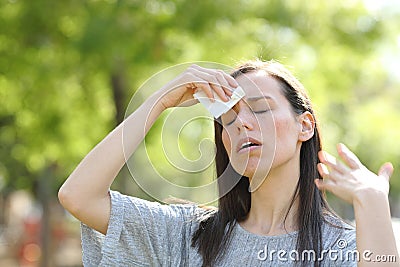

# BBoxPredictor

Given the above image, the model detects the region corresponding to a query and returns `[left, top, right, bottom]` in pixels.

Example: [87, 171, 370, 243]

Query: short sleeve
[81, 190, 204, 266]
[321, 217, 357, 266]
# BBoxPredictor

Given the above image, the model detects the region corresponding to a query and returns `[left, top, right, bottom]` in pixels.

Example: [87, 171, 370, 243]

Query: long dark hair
[191, 60, 332, 266]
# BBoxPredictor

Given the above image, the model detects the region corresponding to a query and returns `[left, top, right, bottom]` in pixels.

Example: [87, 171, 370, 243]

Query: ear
[298, 111, 315, 142]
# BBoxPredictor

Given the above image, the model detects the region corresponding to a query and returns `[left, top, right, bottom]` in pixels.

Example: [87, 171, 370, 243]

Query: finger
[318, 162, 344, 183]
[195, 82, 216, 103]
[337, 143, 362, 170]
[186, 82, 215, 103]
[190, 65, 238, 98]
[314, 178, 335, 192]
[202, 68, 233, 97]
[315, 178, 326, 190]
[183, 73, 215, 103]
[378, 162, 394, 182]
[185, 82, 198, 93]
[317, 163, 335, 181]
[215, 70, 234, 97]
[190, 69, 229, 102]
[191, 65, 239, 88]
[318, 150, 349, 174]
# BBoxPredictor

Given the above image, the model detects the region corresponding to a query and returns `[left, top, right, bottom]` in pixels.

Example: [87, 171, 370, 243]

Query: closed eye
[221, 109, 237, 126]
[224, 116, 236, 126]
[253, 109, 270, 114]
[222, 109, 271, 126]
[221, 98, 272, 126]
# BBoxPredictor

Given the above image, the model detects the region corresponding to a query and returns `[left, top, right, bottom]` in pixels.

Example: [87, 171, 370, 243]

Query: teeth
[241, 141, 253, 149]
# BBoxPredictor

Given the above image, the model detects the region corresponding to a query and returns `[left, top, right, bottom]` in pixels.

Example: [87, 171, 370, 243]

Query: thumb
[378, 162, 394, 181]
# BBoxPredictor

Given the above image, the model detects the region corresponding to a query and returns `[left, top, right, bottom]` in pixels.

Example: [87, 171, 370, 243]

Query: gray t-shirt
[81, 191, 357, 266]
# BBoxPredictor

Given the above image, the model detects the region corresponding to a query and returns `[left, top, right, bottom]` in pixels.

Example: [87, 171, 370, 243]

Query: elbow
[58, 184, 81, 216]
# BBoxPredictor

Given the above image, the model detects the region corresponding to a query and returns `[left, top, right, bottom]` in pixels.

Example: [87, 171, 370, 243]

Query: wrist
[352, 188, 389, 210]
[147, 90, 169, 115]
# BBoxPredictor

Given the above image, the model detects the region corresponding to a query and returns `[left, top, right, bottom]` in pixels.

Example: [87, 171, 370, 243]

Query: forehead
[235, 70, 284, 99]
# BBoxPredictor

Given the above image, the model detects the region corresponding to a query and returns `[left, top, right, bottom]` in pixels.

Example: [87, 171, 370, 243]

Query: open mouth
[240, 142, 259, 150]
[237, 138, 262, 152]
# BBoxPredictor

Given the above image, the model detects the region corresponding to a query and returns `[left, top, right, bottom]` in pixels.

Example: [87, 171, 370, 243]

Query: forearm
[59, 90, 166, 213]
[354, 191, 399, 266]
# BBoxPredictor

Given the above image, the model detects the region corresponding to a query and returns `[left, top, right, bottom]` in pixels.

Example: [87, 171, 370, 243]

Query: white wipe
[193, 86, 245, 118]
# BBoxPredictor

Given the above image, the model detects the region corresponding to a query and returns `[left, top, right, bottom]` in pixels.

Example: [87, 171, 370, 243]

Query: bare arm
[316, 144, 399, 266]
[354, 188, 398, 266]
[58, 64, 237, 234]
[58, 90, 166, 234]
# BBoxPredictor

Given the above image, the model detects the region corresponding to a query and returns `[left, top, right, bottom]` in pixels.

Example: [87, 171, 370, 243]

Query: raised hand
[158, 64, 238, 109]
[315, 143, 394, 204]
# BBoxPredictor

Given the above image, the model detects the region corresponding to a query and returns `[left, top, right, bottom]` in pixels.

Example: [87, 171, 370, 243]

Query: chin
[232, 159, 272, 179]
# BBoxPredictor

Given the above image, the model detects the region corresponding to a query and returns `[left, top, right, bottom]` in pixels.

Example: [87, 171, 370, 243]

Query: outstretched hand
[315, 143, 394, 205]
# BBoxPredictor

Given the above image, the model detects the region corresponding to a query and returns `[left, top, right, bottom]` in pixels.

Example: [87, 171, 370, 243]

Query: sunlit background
[1, 0, 400, 266]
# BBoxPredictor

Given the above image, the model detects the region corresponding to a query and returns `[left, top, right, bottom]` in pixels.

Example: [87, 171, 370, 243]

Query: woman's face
[221, 71, 303, 190]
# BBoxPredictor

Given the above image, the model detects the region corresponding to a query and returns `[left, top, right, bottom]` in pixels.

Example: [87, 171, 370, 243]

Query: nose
[233, 102, 256, 131]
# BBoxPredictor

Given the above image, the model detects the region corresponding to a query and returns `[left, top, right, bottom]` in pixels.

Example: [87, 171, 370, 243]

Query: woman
[58, 60, 399, 266]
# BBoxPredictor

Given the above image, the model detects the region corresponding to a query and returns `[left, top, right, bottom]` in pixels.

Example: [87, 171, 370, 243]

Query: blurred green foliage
[0, 0, 399, 210]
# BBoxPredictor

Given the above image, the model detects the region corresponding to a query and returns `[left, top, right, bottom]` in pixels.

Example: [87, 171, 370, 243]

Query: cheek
[272, 115, 300, 149]
[221, 129, 232, 157]
[258, 114, 299, 153]
[276, 119, 294, 135]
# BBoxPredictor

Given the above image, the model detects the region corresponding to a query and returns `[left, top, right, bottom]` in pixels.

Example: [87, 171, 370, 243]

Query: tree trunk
[110, 67, 127, 126]
[110, 65, 129, 193]
[38, 165, 54, 267]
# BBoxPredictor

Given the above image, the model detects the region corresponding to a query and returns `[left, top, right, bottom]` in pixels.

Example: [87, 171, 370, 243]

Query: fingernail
[383, 163, 394, 175]
[338, 143, 347, 152]
[226, 87, 234, 94]
[320, 163, 329, 174]
[324, 151, 336, 163]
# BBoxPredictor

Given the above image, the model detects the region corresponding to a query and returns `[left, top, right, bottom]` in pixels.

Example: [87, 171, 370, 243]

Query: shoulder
[322, 214, 356, 250]
[82, 190, 211, 266]
[320, 213, 357, 265]
[109, 190, 211, 223]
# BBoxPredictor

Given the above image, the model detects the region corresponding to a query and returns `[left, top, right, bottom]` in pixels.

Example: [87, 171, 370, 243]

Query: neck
[240, 152, 301, 236]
